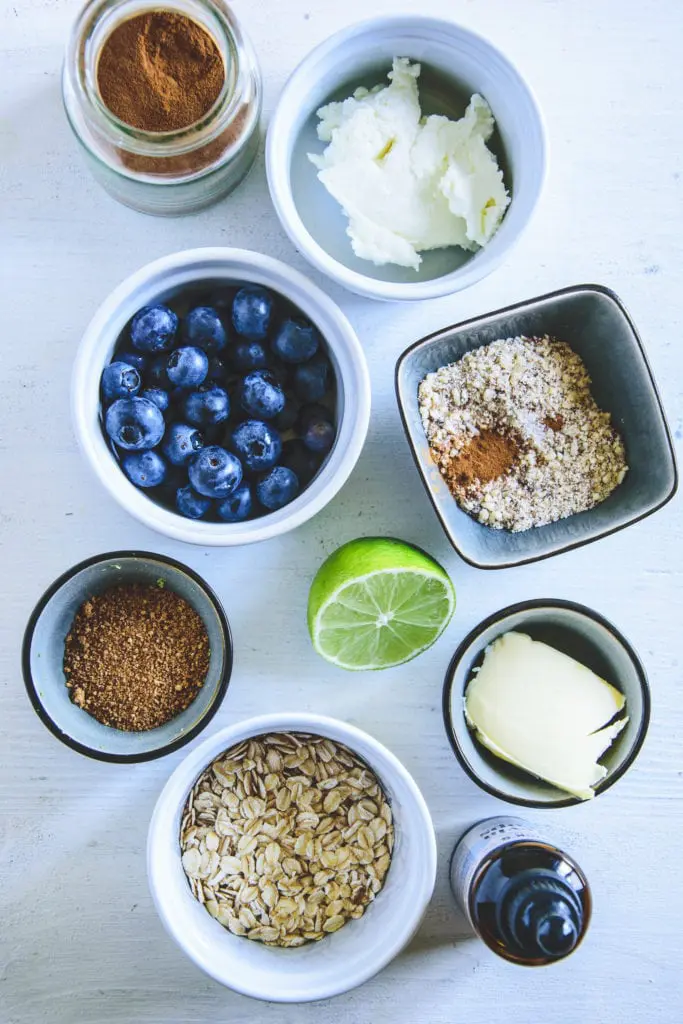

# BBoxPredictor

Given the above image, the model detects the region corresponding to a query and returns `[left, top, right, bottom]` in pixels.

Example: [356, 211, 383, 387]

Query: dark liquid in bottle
[471, 840, 592, 966]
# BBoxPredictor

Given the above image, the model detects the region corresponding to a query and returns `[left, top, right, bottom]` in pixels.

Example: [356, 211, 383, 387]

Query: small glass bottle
[62, 0, 262, 216]
[450, 816, 591, 966]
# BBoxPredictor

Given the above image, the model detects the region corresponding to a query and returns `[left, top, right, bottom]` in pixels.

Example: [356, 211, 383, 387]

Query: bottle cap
[499, 870, 584, 961]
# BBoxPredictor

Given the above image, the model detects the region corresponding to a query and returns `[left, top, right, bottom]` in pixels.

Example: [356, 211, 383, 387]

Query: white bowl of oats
[147, 713, 436, 1002]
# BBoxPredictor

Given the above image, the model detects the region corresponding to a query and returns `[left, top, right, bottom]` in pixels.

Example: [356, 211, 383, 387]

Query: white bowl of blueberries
[72, 248, 371, 545]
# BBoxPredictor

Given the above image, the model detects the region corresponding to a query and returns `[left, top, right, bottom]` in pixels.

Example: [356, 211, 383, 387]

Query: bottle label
[450, 816, 544, 925]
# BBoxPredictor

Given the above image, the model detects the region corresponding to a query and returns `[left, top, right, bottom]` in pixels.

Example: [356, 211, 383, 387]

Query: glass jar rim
[66, 0, 250, 158]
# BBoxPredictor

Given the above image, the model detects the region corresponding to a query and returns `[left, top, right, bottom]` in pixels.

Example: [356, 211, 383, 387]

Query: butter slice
[464, 632, 628, 800]
[308, 58, 510, 270]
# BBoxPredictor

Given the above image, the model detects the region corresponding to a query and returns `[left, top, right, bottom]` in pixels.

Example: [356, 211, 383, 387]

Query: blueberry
[162, 423, 204, 465]
[122, 450, 167, 488]
[232, 341, 268, 372]
[101, 361, 141, 402]
[207, 355, 229, 382]
[140, 386, 170, 412]
[232, 286, 273, 340]
[184, 306, 227, 352]
[303, 418, 335, 454]
[273, 396, 300, 432]
[299, 404, 336, 453]
[297, 402, 330, 428]
[272, 317, 320, 364]
[130, 304, 178, 353]
[256, 466, 300, 510]
[116, 350, 147, 373]
[167, 346, 209, 388]
[230, 420, 282, 472]
[239, 370, 285, 420]
[176, 485, 212, 520]
[182, 385, 230, 427]
[105, 397, 165, 451]
[216, 484, 253, 522]
[146, 355, 171, 389]
[189, 445, 242, 498]
[280, 438, 321, 485]
[294, 355, 331, 402]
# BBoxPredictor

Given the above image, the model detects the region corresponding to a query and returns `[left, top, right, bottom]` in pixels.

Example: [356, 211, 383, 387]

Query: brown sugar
[444, 430, 520, 491]
[63, 583, 210, 731]
[97, 11, 225, 132]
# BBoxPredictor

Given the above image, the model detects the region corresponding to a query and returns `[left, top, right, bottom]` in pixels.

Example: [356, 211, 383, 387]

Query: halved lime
[307, 538, 455, 671]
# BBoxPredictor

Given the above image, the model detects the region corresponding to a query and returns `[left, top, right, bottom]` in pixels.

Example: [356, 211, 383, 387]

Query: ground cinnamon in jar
[444, 430, 519, 490]
[63, 583, 210, 731]
[97, 11, 225, 132]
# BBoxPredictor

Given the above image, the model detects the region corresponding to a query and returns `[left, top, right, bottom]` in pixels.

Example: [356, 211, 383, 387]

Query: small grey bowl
[22, 551, 232, 763]
[396, 284, 678, 569]
[443, 600, 650, 808]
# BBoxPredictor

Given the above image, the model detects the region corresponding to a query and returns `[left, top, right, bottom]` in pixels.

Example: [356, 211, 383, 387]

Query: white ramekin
[148, 713, 437, 1002]
[72, 248, 371, 545]
[266, 15, 547, 302]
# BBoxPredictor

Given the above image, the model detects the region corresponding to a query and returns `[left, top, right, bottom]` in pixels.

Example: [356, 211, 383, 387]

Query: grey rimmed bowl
[396, 284, 678, 569]
[443, 600, 650, 808]
[22, 551, 232, 763]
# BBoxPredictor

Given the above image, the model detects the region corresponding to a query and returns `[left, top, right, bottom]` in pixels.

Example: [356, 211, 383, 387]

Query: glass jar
[62, 0, 262, 216]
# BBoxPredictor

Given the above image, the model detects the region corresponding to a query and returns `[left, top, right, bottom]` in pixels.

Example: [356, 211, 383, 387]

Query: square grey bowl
[395, 284, 678, 569]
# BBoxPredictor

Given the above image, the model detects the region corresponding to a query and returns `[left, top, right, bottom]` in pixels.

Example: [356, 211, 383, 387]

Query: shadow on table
[400, 847, 475, 963]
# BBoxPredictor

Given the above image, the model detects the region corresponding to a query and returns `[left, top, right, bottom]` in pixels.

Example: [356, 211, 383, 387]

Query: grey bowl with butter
[22, 551, 232, 763]
[395, 284, 678, 569]
[442, 599, 650, 808]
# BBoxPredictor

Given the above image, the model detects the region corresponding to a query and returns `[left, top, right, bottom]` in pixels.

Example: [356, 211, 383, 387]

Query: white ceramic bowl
[148, 713, 437, 1002]
[72, 248, 371, 545]
[266, 15, 546, 302]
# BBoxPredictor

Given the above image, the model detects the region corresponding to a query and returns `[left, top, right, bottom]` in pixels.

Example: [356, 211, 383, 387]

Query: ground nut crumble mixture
[418, 335, 628, 532]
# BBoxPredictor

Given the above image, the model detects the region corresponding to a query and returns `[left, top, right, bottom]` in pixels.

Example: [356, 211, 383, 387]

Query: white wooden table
[2, 1, 682, 1021]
